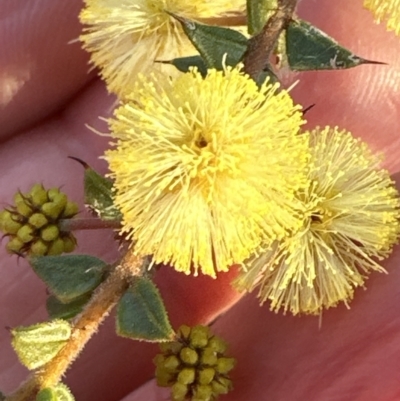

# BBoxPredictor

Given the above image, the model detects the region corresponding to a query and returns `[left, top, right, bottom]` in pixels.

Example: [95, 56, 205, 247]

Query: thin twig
[58, 217, 121, 232]
[6, 251, 144, 401]
[242, 0, 298, 81]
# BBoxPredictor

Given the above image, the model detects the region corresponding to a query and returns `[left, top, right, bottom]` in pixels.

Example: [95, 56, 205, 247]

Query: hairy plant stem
[59, 217, 121, 232]
[6, 251, 144, 401]
[243, 0, 298, 80]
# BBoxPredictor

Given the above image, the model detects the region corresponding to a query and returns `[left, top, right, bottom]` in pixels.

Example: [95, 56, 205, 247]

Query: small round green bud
[193, 384, 213, 401]
[13, 192, 24, 204]
[17, 225, 35, 243]
[178, 324, 191, 339]
[163, 355, 180, 372]
[51, 193, 68, 210]
[180, 347, 198, 365]
[41, 202, 64, 220]
[30, 184, 48, 207]
[211, 378, 231, 395]
[200, 348, 217, 366]
[47, 188, 60, 200]
[29, 239, 48, 256]
[198, 368, 215, 385]
[47, 238, 65, 256]
[0, 211, 22, 234]
[216, 357, 236, 374]
[154, 324, 235, 401]
[177, 367, 195, 385]
[208, 337, 227, 354]
[189, 325, 210, 348]
[155, 367, 174, 387]
[40, 225, 59, 242]
[61, 201, 79, 218]
[15, 200, 33, 218]
[28, 213, 48, 229]
[6, 237, 24, 253]
[62, 236, 76, 253]
[171, 382, 188, 401]
[159, 341, 183, 354]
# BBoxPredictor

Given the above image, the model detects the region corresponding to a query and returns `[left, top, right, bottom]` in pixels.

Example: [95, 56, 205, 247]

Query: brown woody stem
[242, 0, 298, 80]
[6, 251, 144, 401]
[58, 217, 121, 232]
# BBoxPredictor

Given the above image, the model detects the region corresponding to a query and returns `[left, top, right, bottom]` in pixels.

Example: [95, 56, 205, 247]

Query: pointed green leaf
[247, 0, 276, 35]
[170, 13, 248, 70]
[84, 166, 122, 221]
[46, 294, 91, 320]
[36, 384, 75, 401]
[30, 255, 107, 303]
[116, 278, 174, 342]
[11, 320, 71, 369]
[286, 19, 383, 71]
[157, 55, 208, 77]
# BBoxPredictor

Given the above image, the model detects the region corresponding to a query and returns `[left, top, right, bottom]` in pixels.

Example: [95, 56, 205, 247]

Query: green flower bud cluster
[0, 184, 78, 256]
[154, 324, 236, 401]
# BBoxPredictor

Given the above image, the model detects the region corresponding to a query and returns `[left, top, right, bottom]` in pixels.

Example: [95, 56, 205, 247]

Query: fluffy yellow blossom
[105, 67, 308, 277]
[235, 126, 400, 315]
[80, 0, 245, 96]
[364, 0, 400, 35]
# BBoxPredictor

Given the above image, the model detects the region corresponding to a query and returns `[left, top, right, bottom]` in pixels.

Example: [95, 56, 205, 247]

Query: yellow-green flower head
[80, 0, 245, 96]
[105, 67, 308, 277]
[364, 0, 400, 35]
[154, 324, 235, 401]
[235, 126, 400, 315]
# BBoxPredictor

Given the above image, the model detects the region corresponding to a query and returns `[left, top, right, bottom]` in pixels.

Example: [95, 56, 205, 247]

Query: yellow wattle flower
[364, 0, 400, 35]
[235, 126, 400, 315]
[105, 67, 308, 277]
[79, 0, 245, 96]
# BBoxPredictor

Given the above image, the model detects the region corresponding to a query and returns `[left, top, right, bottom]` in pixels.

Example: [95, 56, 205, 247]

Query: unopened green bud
[47, 238, 65, 256]
[0, 211, 22, 234]
[62, 236, 76, 253]
[171, 382, 188, 401]
[41, 202, 64, 220]
[17, 225, 35, 243]
[28, 213, 48, 229]
[62, 202, 79, 218]
[211, 378, 231, 395]
[208, 337, 227, 354]
[41, 225, 59, 242]
[180, 347, 198, 365]
[6, 237, 24, 253]
[190, 325, 209, 348]
[193, 384, 213, 401]
[51, 193, 68, 210]
[30, 184, 48, 207]
[198, 368, 215, 385]
[177, 368, 195, 385]
[47, 188, 60, 201]
[216, 357, 236, 374]
[164, 355, 180, 372]
[15, 200, 33, 218]
[200, 348, 217, 366]
[30, 239, 48, 256]
[154, 324, 235, 401]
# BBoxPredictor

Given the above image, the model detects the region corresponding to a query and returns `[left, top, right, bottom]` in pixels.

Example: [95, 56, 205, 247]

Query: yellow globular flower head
[105, 67, 308, 277]
[79, 0, 245, 96]
[364, 0, 400, 35]
[235, 126, 400, 315]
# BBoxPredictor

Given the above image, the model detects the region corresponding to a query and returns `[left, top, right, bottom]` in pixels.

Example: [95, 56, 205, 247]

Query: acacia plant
[1, 0, 400, 400]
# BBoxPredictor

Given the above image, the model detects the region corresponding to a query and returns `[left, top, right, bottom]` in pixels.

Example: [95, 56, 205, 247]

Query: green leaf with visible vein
[286, 19, 384, 71]
[116, 277, 174, 342]
[170, 13, 248, 70]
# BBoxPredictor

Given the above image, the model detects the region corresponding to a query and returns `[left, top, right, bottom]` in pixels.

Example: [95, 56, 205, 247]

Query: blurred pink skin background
[1, 1, 400, 400]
